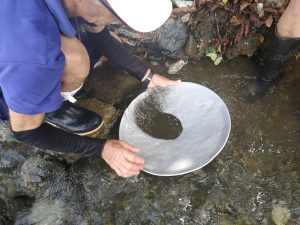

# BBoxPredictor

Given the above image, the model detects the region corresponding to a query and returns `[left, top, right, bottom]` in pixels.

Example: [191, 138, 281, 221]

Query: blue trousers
[0, 17, 101, 122]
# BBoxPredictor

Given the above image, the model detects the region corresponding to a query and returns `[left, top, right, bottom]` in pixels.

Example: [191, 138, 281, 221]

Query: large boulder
[158, 18, 189, 58]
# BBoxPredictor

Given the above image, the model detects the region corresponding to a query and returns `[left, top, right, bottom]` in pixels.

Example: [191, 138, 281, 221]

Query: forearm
[87, 27, 148, 80]
[13, 123, 105, 157]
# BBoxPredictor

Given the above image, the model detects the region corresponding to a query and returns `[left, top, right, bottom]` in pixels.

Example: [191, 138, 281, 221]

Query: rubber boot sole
[44, 119, 104, 136]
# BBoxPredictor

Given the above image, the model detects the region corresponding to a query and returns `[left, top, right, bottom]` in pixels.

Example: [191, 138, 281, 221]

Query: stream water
[0, 57, 299, 225]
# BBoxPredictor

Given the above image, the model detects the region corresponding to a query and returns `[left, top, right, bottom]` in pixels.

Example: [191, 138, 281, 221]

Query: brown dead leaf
[244, 19, 250, 37]
[265, 16, 273, 27]
[264, 8, 279, 13]
[230, 16, 242, 26]
[235, 22, 245, 43]
[240, 0, 251, 12]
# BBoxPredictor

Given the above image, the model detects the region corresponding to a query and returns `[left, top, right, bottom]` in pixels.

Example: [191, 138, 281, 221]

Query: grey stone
[21, 155, 65, 192]
[0, 148, 26, 169]
[167, 59, 188, 74]
[0, 121, 15, 143]
[85, 65, 142, 105]
[158, 18, 189, 58]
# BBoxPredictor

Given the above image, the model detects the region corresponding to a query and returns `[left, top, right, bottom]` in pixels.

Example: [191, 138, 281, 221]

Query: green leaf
[217, 45, 222, 53]
[214, 56, 223, 65]
[223, 0, 228, 4]
[206, 52, 217, 62]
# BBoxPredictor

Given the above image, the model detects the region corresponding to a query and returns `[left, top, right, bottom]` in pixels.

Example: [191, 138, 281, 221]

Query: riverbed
[0, 57, 299, 225]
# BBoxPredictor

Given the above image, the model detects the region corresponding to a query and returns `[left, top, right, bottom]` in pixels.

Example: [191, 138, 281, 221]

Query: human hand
[148, 74, 181, 88]
[101, 140, 144, 178]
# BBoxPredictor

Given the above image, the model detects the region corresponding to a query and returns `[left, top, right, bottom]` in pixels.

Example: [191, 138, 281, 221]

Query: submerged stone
[21, 155, 66, 193]
[168, 59, 188, 74]
[271, 206, 291, 225]
[0, 148, 26, 170]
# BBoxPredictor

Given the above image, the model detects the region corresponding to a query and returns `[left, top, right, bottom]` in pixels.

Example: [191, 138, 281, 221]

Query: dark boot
[245, 29, 300, 102]
[44, 101, 103, 135]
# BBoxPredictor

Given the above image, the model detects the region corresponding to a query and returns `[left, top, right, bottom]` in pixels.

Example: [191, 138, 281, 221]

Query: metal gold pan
[119, 82, 231, 176]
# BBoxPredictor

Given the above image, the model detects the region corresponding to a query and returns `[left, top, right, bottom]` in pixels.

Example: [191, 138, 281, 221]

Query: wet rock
[265, 0, 286, 8]
[158, 18, 189, 58]
[76, 97, 118, 139]
[0, 122, 82, 164]
[0, 148, 26, 170]
[16, 160, 92, 225]
[0, 121, 15, 143]
[168, 59, 188, 74]
[0, 176, 31, 225]
[21, 155, 66, 193]
[0, 198, 16, 225]
[85, 64, 143, 105]
[226, 37, 260, 59]
[185, 35, 198, 59]
[0, 178, 16, 201]
[147, 53, 163, 62]
[15, 199, 88, 225]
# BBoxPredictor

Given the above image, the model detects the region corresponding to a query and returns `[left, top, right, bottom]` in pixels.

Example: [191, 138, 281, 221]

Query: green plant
[206, 45, 223, 65]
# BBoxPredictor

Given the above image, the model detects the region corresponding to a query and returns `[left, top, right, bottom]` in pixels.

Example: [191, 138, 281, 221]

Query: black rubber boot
[245, 30, 300, 102]
[44, 101, 103, 136]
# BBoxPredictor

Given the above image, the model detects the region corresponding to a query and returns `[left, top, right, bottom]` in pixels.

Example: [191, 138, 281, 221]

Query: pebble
[271, 206, 291, 225]
[151, 61, 159, 66]
[168, 60, 188, 74]
[181, 13, 191, 23]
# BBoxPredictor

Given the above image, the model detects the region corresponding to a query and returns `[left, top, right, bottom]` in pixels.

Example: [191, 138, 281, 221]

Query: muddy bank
[110, 0, 290, 64]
